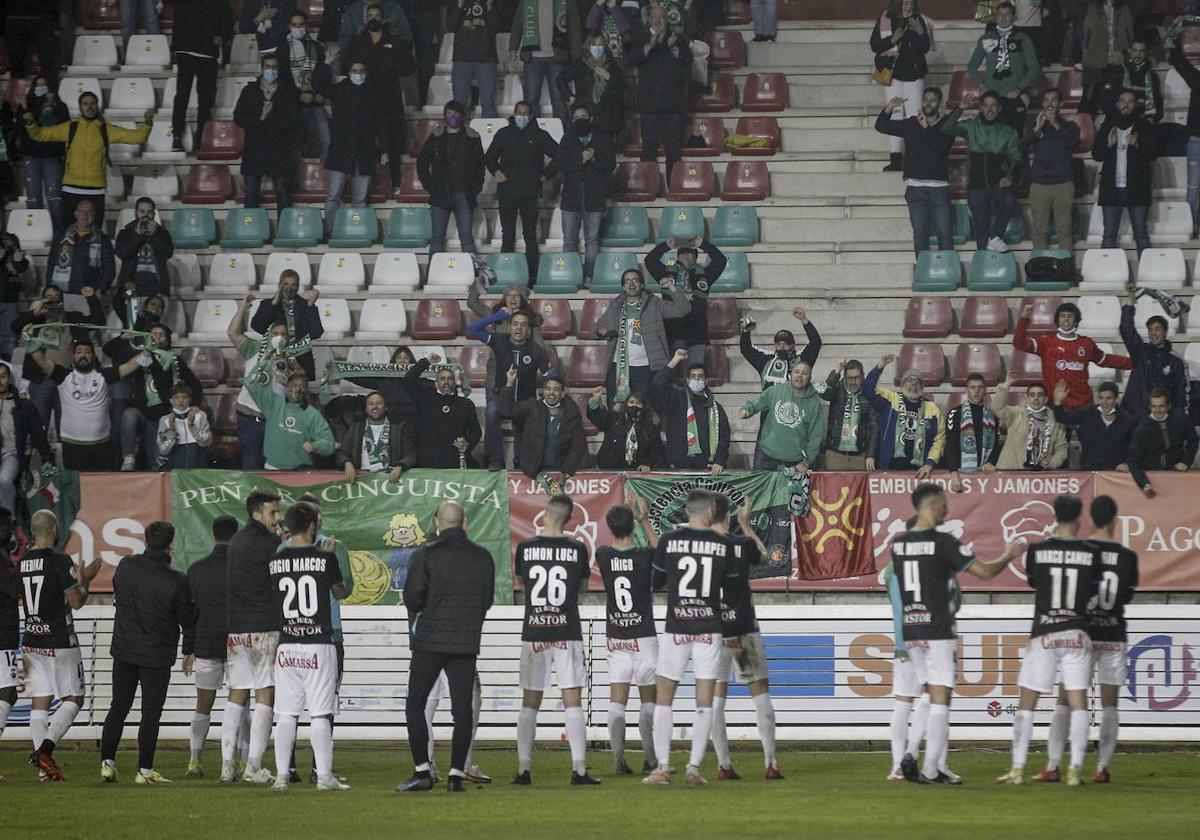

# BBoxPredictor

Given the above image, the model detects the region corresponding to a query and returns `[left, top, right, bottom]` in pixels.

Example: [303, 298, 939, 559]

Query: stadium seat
[925, 203, 971, 248]
[725, 0, 751, 24]
[486, 253, 530, 289]
[170, 208, 217, 249]
[262, 253, 312, 293]
[328, 207, 378, 248]
[107, 77, 156, 117]
[667, 162, 716, 201]
[730, 116, 780, 156]
[947, 70, 982, 110]
[470, 117, 510, 153]
[1077, 295, 1123, 335]
[159, 76, 199, 117]
[229, 32, 260, 70]
[357, 299, 408, 340]
[959, 295, 1010, 338]
[343, 347, 390, 368]
[532, 299, 572, 340]
[659, 206, 705, 243]
[1135, 296, 1182, 332]
[704, 346, 730, 388]
[566, 344, 609, 387]
[592, 252, 640, 293]
[131, 165, 178, 203]
[1057, 68, 1084, 110]
[85, 0, 123, 29]
[317, 253, 366, 293]
[182, 164, 232, 204]
[537, 118, 564, 144]
[576, 298, 607, 338]
[622, 118, 648, 157]
[968, 251, 1017, 292]
[571, 393, 599, 436]
[458, 345, 492, 388]
[124, 34, 171, 69]
[614, 161, 662, 202]
[682, 117, 726, 157]
[218, 208, 271, 249]
[372, 253, 421, 291]
[712, 206, 759, 246]
[395, 162, 429, 202]
[190, 300, 241, 342]
[1008, 349, 1043, 386]
[290, 162, 330, 203]
[1080, 248, 1130, 289]
[215, 76, 254, 114]
[196, 120, 244, 161]
[912, 250, 961, 291]
[952, 343, 1004, 386]
[69, 35, 118, 72]
[707, 298, 739, 339]
[1021, 295, 1062, 335]
[711, 252, 750, 292]
[140, 120, 189, 160]
[383, 207, 432, 248]
[412, 299, 462, 340]
[1137, 248, 1187, 290]
[537, 253, 584, 293]
[58, 78, 103, 115]
[690, 73, 736, 112]
[180, 347, 225, 388]
[895, 343, 945, 386]
[213, 393, 239, 436]
[315, 299, 352, 340]
[1088, 341, 1121, 381]
[1024, 249, 1073, 291]
[274, 207, 324, 247]
[902, 296, 953, 339]
[5, 210, 53, 248]
[426, 253, 474, 290]
[720, 161, 769, 201]
[707, 30, 747, 69]
[600, 207, 650, 247]
[741, 72, 788, 112]
[170, 253, 203, 290]
[1063, 112, 1094, 153]
[208, 252, 257, 289]
[409, 117, 439, 156]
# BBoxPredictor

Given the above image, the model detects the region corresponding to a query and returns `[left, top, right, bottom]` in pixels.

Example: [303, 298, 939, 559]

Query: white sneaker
[120, 455, 136, 471]
[272, 777, 289, 793]
[316, 775, 351, 791]
[986, 236, 1009, 253]
[243, 767, 275, 785]
[219, 760, 237, 783]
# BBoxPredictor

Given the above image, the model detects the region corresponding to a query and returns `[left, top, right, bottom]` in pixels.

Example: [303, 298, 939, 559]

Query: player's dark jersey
[1085, 539, 1139, 643]
[597, 546, 656, 640]
[1024, 537, 1102, 639]
[268, 547, 343, 645]
[890, 529, 977, 641]
[516, 535, 588, 642]
[226, 521, 282, 634]
[0, 553, 20, 650]
[17, 549, 79, 649]
[720, 536, 761, 638]
[652, 527, 732, 635]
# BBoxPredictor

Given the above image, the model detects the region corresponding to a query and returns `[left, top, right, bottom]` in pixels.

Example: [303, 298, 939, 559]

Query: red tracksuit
[1013, 317, 1131, 410]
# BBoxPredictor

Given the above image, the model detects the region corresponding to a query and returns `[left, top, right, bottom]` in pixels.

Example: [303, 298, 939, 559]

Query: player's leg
[711, 680, 734, 776]
[0, 649, 19, 751]
[637, 680, 658, 772]
[644, 634, 686, 783]
[270, 647, 303, 791]
[243, 632, 280, 781]
[1035, 685, 1070, 781]
[919, 641, 957, 784]
[273, 713, 299, 791]
[463, 670, 490, 781]
[444, 654, 478, 791]
[399, 649, 443, 791]
[189, 687, 217, 773]
[889, 692, 916, 780]
[221, 687, 250, 779]
[561, 642, 598, 784]
[1061, 639, 1094, 786]
[905, 690, 931, 764]
[609, 678, 633, 773]
[514, 642, 547, 783]
[685, 637, 724, 785]
[1096, 682, 1120, 781]
[424, 670, 449, 778]
[309, 645, 345, 791]
[898, 647, 931, 783]
[99, 658, 139, 781]
[37, 647, 86, 778]
[135, 664, 172, 782]
[739, 634, 779, 777]
[998, 635, 1055, 784]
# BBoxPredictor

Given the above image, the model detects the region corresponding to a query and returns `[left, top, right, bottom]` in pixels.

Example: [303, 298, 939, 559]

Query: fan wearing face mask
[250, 269, 324, 380]
[244, 355, 335, 472]
[992, 373, 1068, 471]
[228, 294, 295, 470]
[156, 382, 213, 470]
[233, 53, 302, 210]
[556, 33, 628, 138]
[650, 349, 731, 474]
[586, 386, 665, 471]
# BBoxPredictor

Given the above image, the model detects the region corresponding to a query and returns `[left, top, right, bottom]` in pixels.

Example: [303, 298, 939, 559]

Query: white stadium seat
[262, 253, 312, 294]
[190, 299, 240, 342]
[6, 210, 54, 248]
[215, 77, 254, 116]
[229, 34, 260, 71]
[122, 34, 171, 70]
[317, 253, 366, 294]
[208, 252, 258, 289]
[499, 74, 524, 108]
[1089, 341, 1121, 382]
[1184, 342, 1200, 378]
[411, 345, 447, 363]
[470, 118, 509, 152]
[141, 120, 190, 159]
[159, 77, 199, 115]
[536, 118, 563, 144]
[1190, 297, 1200, 336]
[426, 253, 474, 290]
[347, 345, 394, 365]
[58, 78, 103, 116]
[107, 165, 127, 198]
[1080, 248, 1130, 290]
[357, 299, 408, 340]
[424, 76, 453, 113]
[169, 254, 202, 291]
[131, 165, 179, 203]
[371, 253, 421, 290]
[315, 298, 352, 340]
[1135, 297, 1183, 334]
[1078, 296, 1122, 337]
[437, 34, 455, 68]
[69, 36, 118, 72]
[1137, 248, 1187, 290]
[107, 77, 156, 117]
[162, 297, 187, 336]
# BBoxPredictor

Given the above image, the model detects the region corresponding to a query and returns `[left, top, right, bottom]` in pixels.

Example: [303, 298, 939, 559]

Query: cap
[900, 368, 924, 385]
[773, 329, 795, 343]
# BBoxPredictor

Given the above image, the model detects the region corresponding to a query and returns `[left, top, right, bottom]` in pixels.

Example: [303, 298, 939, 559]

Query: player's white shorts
[657, 632, 724, 682]
[1092, 641, 1127, 687]
[194, 657, 228, 692]
[21, 646, 85, 698]
[274, 643, 338, 717]
[1, 648, 20, 691]
[905, 639, 958, 689]
[607, 636, 659, 686]
[227, 632, 280, 691]
[718, 632, 770, 685]
[892, 654, 923, 698]
[1018, 629, 1093, 694]
[520, 640, 587, 691]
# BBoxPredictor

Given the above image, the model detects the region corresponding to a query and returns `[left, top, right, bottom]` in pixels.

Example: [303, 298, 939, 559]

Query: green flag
[24, 468, 81, 551]
[171, 469, 513, 605]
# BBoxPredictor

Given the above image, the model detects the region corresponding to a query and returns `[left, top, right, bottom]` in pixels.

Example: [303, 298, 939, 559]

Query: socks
[565, 706, 587, 774]
[689, 706, 713, 771]
[246, 703, 274, 771]
[1098, 706, 1119, 771]
[905, 694, 930, 758]
[221, 701, 244, 764]
[273, 714, 298, 780]
[516, 706, 537, 773]
[0, 699, 10, 738]
[190, 713, 210, 762]
[1045, 704, 1070, 771]
[922, 704, 949, 781]
[46, 700, 80, 749]
[466, 674, 483, 769]
[711, 696, 731, 770]
[311, 717, 334, 780]
[1068, 709, 1088, 770]
[753, 693, 777, 769]
[639, 702, 657, 766]
[29, 708, 49, 749]
[1012, 710, 1034, 770]
[653, 704, 672, 772]
[607, 702, 627, 764]
[889, 700, 913, 771]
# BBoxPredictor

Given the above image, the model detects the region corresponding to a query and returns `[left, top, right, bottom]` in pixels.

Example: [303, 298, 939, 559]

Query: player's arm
[65, 557, 103, 608]
[629, 494, 660, 548]
[735, 498, 768, 557]
[965, 540, 1027, 580]
[651, 540, 668, 590]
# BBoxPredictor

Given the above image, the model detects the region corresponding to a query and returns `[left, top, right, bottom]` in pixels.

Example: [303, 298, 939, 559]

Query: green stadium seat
[383, 207, 432, 248]
[273, 207, 323, 248]
[710, 251, 749, 292]
[217, 208, 270, 249]
[486, 253, 530, 290]
[591, 252, 640, 292]
[912, 250, 961, 291]
[170, 208, 216, 249]
[658, 206, 704, 243]
[600, 206, 650, 247]
[536, 252, 583, 292]
[1025, 249, 1073, 291]
[1003, 211, 1026, 246]
[328, 207, 378, 248]
[711, 205, 758, 246]
[927, 203, 971, 247]
[968, 250, 1018, 291]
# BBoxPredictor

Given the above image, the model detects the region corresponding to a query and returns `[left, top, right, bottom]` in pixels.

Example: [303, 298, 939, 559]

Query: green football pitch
[3, 745, 1198, 838]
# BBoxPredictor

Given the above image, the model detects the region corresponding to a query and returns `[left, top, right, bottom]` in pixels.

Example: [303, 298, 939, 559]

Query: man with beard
[818, 359, 878, 471]
[645, 236, 728, 367]
[501, 371, 587, 484]
[1053, 381, 1138, 471]
[738, 360, 824, 473]
[402, 354, 482, 469]
[945, 373, 1000, 491]
[1098, 38, 1161, 124]
[586, 387, 665, 471]
[992, 375, 1068, 471]
[244, 355, 334, 471]
[250, 270, 323, 381]
[1119, 288, 1188, 413]
[335, 391, 416, 484]
[1094, 89, 1157, 256]
[12, 285, 104, 427]
[952, 91, 1022, 253]
[865, 353, 944, 478]
[739, 308, 823, 390]
[114, 197, 173, 299]
[1126, 388, 1198, 499]
[1013, 301, 1130, 410]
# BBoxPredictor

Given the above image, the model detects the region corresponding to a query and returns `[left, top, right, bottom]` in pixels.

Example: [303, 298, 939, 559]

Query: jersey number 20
[279, 576, 319, 619]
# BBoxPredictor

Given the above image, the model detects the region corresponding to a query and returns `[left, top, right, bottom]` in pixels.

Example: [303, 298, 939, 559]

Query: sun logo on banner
[801, 485, 866, 553]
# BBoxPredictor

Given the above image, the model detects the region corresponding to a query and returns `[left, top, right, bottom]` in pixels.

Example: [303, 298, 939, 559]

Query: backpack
[67, 117, 111, 167]
[1024, 256, 1071, 286]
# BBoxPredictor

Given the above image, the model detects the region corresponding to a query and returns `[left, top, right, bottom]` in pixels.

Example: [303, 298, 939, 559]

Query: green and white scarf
[614, 300, 643, 404]
[894, 398, 928, 466]
[685, 393, 720, 458]
[624, 424, 639, 466]
[516, 0, 567, 50]
[1124, 63, 1156, 118]
[363, 420, 390, 471]
[837, 391, 863, 453]
[322, 359, 470, 396]
[142, 345, 179, 409]
[761, 352, 794, 388]
[957, 403, 997, 472]
[50, 231, 104, 291]
[21, 320, 142, 354]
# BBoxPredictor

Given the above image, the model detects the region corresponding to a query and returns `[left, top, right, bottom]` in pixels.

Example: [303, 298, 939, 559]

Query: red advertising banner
[1095, 471, 1200, 590]
[62, 472, 171, 592]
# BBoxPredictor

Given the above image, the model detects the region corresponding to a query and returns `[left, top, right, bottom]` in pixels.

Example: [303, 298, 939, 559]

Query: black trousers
[639, 112, 683, 186]
[62, 440, 114, 472]
[406, 650, 476, 772]
[499, 195, 540, 283]
[384, 108, 406, 183]
[100, 658, 171, 769]
[173, 52, 218, 142]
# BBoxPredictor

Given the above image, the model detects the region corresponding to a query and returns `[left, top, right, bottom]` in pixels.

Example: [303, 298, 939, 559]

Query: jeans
[429, 193, 476, 257]
[120, 407, 158, 465]
[173, 52, 218, 144]
[0, 451, 19, 513]
[905, 185, 952, 254]
[27, 378, 59, 431]
[499, 195, 540, 282]
[640, 111, 683, 186]
[561, 209, 603, 281]
[751, 0, 778, 37]
[1101, 195, 1151, 255]
[1187, 135, 1200, 229]
[967, 186, 1016, 249]
[235, 412, 266, 469]
[324, 170, 371, 237]
[23, 156, 64, 227]
[452, 61, 499, 118]
[0, 301, 20, 360]
[101, 658, 171, 770]
[522, 57, 567, 122]
[406, 650, 477, 773]
[604, 362, 654, 408]
[302, 105, 332, 164]
[119, 0, 161, 52]
[244, 175, 292, 209]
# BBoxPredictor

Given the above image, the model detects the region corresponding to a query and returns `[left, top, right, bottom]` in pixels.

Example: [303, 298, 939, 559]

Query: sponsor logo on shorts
[228, 633, 252, 650]
[21, 646, 56, 657]
[607, 638, 642, 653]
[278, 650, 320, 670]
[722, 636, 743, 650]
[905, 639, 930, 650]
[672, 634, 713, 645]
[1039, 632, 1086, 650]
[532, 640, 569, 653]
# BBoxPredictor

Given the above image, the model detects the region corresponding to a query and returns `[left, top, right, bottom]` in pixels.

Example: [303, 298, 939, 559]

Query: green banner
[171, 469, 513, 605]
[623, 471, 795, 579]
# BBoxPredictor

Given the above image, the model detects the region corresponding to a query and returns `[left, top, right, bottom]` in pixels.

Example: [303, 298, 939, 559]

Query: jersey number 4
[529, 565, 568, 607]
[902, 561, 921, 603]
[279, 576, 319, 619]
[22, 575, 44, 615]
[678, 555, 713, 598]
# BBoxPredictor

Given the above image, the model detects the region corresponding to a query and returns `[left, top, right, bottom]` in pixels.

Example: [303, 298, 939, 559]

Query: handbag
[872, 65, 894, 86]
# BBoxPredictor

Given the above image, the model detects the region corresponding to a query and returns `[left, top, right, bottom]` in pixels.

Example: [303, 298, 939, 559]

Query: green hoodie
[246, 360, 335, 470]
[967, 27, 1038, 96]
[742, 381, 825, 465]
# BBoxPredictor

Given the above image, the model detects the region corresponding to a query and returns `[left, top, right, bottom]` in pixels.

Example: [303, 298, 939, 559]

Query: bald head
[434, 500, 465, 532]
[31, 510, 59, 544]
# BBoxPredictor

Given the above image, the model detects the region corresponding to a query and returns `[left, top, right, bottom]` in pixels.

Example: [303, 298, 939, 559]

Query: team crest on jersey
[1077, 346, 1087, 357]
[284, 416, 297, 428]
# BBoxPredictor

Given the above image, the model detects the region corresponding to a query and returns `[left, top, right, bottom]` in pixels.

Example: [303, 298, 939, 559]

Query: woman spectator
[17, 77, 70, 228]
[586, 0, 632, 63]
[467, 283, 544, 340]
[0, 361, 52, 513]
[556, 34, 628, 139]
[871, 0, 933, 172]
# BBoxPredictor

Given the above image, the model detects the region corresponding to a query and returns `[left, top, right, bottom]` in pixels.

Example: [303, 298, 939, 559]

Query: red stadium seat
[1183, 24, 1200, 62]
[367, 163, 393, 203]
[85, 0, 122, 29]
[725, 0, 751, 25]
[945, 391, 966, 411]
[395, 162, 429, 202]
[690, 73, 736, 113]
[213, 393, 239, 436]
[682, 117, 727, 157]
[298, 0, 325, 25]
[572, 393, 599, 436]
[1022, 295, 1062, 335]
[409, 117, 437, 157]
[4, 78, 31, 113]
[903, 296, 953, 338]
[707, 298, 738, 339]
[741, 73, 788, 112]
[959, 295, 1010, 338]
[952, 343, 1003, 386]
[614, 161, 661, 202]
[720, 161, 769, 201]
[624, 118, 644, 156]
[532, 298, 572, 340]
[1008, 349, 1043, 386]
[576, 298, 607, 339]
[895, 343, 945, 386]
[704, 346, 729, 388]
[707, 30, 747, 69]
[182, 164, 232, 204]
[292, 162, 329, 203]
[180, 347, 225, 388]
[1057, 68, 1084, 110]
[458, 345, 491, 389]
[566, 344, 609, 387]
[234, 175, 276, 204]
[731, 116, 780, 156]
[196, 120, 244, 161]
[543, 345, 562, 382]
[412, 299, 462, 340]
[1063, 112, 1094, 153]
[947, 71, 982, 111]
[666, 162, 715, 201]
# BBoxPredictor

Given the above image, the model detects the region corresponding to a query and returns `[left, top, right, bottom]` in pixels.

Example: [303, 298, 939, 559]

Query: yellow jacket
[26, 118, 151, 190]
